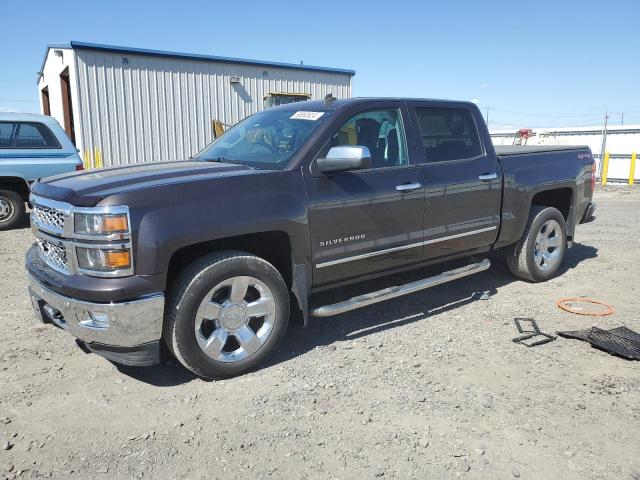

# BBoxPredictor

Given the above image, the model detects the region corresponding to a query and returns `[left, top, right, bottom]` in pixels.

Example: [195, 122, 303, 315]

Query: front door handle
[395, 182, 422, 192]
[479, 172, 498, 181]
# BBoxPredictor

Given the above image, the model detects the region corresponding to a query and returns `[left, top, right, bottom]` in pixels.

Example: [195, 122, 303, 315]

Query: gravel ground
[1, 187, 639, 480]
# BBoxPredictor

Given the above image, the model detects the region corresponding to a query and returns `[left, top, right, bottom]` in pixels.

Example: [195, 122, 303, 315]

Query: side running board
[311, 259, 491, 318]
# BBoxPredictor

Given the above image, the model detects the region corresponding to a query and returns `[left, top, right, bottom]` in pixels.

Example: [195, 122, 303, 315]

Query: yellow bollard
[601, 152, 610, 185]
[630, 152, 637, 186]
[83, 149, 90, 170]
[93, 146, 102, 169]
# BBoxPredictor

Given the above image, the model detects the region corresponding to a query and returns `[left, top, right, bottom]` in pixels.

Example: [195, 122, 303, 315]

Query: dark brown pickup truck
[26, 97, 596, 379]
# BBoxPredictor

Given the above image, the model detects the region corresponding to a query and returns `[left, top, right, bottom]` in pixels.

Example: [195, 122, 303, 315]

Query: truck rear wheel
[0, 190, 25, 231]
[506, 206, 567, 282]
[164, 251, 289, 379]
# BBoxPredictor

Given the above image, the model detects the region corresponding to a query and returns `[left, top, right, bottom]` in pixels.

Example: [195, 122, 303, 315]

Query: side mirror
[316, 146, 372, 174]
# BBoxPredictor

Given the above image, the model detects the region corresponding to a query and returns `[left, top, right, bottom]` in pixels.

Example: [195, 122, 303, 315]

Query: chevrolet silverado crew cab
[26, 98, 596, 379]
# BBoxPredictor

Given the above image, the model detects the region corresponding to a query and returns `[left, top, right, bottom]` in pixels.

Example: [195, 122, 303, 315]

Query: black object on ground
[512, 318, 556, 347]
[558, 326, 640, 360]
[556, 329, 591, 342]
[475, 290, 491, 301]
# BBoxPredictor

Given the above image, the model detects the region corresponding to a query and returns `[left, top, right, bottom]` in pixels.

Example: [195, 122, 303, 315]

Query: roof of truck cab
[0, 112, 62, 125]
[270, 97, 479, 111]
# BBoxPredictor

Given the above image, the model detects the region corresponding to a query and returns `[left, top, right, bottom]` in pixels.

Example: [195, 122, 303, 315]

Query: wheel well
[531, 188, 572, 220]
[0, 177, 30, 201]
[166, 231, 293, 288]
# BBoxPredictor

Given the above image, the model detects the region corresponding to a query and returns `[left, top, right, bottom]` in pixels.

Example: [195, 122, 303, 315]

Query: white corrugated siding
[491, 125, 640, 181]
[73, 49, 352, 167]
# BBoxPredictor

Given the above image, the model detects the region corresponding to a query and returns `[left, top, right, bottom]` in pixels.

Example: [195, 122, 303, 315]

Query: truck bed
[495, 145, 590, 156]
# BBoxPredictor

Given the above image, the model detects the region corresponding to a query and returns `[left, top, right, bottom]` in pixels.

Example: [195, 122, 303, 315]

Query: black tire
[0, 190, 26, 231]
[506, 206, 567, 282]
[164, 251, 290, 379]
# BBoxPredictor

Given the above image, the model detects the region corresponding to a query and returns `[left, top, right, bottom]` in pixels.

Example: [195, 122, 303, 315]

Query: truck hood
[31, 160, 256, 206]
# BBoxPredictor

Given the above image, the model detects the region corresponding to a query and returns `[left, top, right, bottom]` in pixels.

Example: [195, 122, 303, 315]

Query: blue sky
[1, 0, 639, 128]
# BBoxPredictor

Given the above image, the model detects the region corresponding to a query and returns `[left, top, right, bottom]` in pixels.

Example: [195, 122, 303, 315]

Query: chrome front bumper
[28, 274, 164, 347]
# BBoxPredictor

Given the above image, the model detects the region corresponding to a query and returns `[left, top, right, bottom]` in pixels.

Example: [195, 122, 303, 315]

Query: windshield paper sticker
[290, 111, 324, 121]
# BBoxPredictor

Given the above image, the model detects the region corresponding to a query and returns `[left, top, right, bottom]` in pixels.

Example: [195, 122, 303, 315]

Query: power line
[485, 107, 617, 118]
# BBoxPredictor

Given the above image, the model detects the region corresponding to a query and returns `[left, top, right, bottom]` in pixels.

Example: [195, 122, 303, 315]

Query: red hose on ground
[555, 298, 615, 317]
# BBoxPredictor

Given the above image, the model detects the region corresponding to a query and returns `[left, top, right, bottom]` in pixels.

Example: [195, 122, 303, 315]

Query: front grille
[32, 204, 65, 233]
[37, 238, 69, 274]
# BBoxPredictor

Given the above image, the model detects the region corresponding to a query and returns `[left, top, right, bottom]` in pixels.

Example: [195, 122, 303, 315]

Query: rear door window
[0, 122, 61, 149]
[414, 107, 483, 162]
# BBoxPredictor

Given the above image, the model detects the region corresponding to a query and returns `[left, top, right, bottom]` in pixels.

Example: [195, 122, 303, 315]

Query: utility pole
[485, 107, 490, 127]
[599, 111, 609, 176]
[621, 112, 624, 125]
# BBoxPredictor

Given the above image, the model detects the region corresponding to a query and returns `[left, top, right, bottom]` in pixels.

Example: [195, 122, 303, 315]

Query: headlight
[76, 247, 132, 272]
[72, 207, 133, 276]
[74, 212, 129, 236]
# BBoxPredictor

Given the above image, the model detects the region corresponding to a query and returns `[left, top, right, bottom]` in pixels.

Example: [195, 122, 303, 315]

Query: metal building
[37, 41, 355, 167]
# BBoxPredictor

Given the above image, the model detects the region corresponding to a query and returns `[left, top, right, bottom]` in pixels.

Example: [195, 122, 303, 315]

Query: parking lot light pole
[598, 112, 609, 176]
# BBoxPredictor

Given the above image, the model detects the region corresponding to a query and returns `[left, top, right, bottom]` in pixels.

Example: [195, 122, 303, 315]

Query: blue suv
[0, 113, 83, 230]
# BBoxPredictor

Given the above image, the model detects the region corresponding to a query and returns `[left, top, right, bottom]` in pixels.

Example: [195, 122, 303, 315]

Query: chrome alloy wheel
[194, 276, 276, 363]
[0, 197, 13, 222]
[534, 219, 563, 272]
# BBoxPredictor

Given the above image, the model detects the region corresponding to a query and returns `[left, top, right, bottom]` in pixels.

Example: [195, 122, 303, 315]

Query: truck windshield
[196, 109, 330, 170]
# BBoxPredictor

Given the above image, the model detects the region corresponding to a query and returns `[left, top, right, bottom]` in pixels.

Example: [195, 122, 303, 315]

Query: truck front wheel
[164, 251, 290, 379]
[0, 190, 25, 231]
[506, 206, 567, 282]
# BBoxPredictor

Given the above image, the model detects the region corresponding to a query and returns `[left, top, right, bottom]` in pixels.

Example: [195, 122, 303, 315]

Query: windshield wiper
[209, 157, 255, 169]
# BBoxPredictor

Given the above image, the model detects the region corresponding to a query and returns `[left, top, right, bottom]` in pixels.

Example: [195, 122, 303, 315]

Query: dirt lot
[0, 187, 639, 480]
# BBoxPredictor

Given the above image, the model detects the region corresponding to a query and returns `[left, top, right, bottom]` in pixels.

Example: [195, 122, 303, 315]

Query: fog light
[80, 311, 110, 330]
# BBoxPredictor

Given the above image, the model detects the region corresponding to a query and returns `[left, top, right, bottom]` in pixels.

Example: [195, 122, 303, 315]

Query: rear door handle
[479, 173, 498, 181]
[395, 182, 422, 192]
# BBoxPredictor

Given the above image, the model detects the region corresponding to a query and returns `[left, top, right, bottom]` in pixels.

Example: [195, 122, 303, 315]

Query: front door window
[325, 109, 409, 168]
